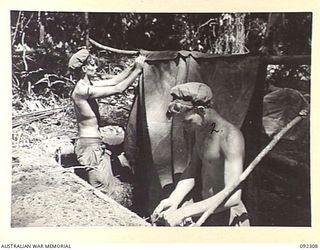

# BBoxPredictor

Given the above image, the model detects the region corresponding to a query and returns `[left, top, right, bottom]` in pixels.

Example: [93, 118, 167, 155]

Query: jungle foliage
[10, 12, 312, 109]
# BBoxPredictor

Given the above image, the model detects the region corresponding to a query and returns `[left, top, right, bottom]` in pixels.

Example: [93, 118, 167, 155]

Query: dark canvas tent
[124, 50, 264, 217]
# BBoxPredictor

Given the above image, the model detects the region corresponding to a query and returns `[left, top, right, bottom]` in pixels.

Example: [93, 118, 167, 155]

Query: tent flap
[125, 51, 261, 214]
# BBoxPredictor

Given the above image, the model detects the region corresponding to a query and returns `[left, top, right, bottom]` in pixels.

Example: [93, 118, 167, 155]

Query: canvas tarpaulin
[263, 88, 309, 140]
[124, 50, 262, 215]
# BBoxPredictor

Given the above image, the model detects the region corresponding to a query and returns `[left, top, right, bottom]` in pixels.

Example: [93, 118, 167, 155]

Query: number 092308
[300, 244, 318, 248]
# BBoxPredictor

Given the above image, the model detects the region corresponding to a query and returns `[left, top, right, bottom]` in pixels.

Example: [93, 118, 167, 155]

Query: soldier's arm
[91, 64, 135, 87]
[152, 147, 200, 216]
[87, 66, 142, 98]
[220, 128, 245, 207]
[92, 55, 145, 87]
[161, 128, 245, 225]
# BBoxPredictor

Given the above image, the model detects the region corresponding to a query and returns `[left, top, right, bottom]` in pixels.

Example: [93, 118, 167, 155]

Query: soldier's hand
[152, 198, 174, 216]
[134, 55, 146, 71]
[151, 198, 178, 226]
[162, 208, 185, 226]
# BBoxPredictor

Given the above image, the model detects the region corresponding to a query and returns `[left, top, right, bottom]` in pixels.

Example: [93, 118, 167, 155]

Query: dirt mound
[11, 139, 149, 227]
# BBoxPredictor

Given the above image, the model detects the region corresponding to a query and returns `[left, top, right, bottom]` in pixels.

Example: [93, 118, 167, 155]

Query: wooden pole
[194, 109, 309, 226]
[89, 37, 310, 65]
[89, 38, 139, 55]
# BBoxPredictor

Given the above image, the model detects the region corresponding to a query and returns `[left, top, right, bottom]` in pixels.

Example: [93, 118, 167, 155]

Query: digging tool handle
[194, 109, 309, 226]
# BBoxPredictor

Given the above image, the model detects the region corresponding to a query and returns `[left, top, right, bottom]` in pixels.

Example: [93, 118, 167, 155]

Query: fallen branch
[12, 107, 68, 128]
[194, 109, 309, 226]
[89, 38, 139, 55]
[13, 106, 68, 120]
[13, 113, 56, 127]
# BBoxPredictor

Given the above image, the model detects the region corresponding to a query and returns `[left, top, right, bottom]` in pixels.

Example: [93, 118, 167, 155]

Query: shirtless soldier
[152, 82, 249, 226]
[68, 48, 145, 193]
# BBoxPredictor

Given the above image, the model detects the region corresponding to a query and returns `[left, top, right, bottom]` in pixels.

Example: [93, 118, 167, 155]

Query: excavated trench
[11, 133, 150, 227]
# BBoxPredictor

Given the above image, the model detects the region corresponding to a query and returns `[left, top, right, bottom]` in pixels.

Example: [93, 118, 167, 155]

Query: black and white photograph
[1, 0, 320, 246]
[9, 10, 312, 228]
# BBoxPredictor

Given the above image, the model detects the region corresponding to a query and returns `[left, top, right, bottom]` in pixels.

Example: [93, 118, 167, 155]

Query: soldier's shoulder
[223, 123, 244, 147]
[72, 80, 90, 99]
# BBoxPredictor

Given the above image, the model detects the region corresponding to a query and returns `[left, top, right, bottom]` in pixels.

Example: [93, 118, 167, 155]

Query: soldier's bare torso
[71, 80, 101, 138]
[193, 120, 244, 200]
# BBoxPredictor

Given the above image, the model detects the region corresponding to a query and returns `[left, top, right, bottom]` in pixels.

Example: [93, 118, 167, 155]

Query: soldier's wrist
[180, 207, 189, 221]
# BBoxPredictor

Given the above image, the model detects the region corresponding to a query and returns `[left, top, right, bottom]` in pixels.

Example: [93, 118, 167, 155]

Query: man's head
[68, 49, 98, 79]
[167, 82, 213, 126]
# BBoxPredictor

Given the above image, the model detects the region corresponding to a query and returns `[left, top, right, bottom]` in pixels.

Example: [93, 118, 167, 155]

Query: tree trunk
[38, 12, 45, 44]
[84, 12, 90, 48]
[234, 13, 247, 54]
[260, 13, 286, 55]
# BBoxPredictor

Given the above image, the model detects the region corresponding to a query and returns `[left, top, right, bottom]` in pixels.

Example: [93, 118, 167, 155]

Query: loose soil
[11, 139, 149, 227]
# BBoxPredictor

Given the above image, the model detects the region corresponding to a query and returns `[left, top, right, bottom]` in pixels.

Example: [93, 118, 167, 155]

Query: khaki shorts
[74, 137, 114, 190]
